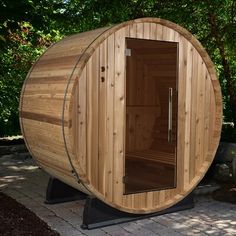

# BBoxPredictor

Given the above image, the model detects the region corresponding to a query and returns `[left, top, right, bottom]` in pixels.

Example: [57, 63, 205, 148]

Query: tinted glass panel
[125, 38, 178, 194]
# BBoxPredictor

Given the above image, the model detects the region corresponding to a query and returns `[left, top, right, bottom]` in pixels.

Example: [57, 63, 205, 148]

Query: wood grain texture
[20, 18, 222, 214]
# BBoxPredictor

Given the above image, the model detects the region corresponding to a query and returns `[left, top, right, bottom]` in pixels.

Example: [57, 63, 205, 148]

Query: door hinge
[122, 175, 128, 183]
[125, 48, 131, 56]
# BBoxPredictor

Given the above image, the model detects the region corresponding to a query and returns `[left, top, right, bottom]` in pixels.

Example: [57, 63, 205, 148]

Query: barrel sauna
[20, 18, 222, 214]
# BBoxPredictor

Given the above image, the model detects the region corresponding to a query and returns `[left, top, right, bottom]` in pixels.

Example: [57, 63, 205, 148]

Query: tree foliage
[0, 0, 63, 135]
[0, 0, 236, 138]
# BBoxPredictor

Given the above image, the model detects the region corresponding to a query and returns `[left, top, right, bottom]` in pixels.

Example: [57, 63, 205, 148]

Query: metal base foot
[82, 193, 194, 229]
[44, 177, 194, 229]
[45, 177, 87, 204]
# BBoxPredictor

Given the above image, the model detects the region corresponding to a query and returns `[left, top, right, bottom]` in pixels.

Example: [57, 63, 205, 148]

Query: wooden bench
[126, 150, 176, 165]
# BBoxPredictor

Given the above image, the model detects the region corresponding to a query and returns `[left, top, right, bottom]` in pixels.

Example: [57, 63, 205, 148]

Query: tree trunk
[208, 13, 236, 125]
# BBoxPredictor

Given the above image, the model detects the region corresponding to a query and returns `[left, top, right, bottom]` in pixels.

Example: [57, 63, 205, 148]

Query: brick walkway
[0, 154, 236, 236]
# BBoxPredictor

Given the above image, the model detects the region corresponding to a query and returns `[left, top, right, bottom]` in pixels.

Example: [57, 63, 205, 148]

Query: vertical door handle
[168, 88, 173, 143]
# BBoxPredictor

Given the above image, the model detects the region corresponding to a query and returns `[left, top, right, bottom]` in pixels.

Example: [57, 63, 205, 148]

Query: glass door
[124, 38, 178, 194]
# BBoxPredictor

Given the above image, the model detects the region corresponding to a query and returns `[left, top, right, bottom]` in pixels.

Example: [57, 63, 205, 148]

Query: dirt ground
[0, 192, 59, 236]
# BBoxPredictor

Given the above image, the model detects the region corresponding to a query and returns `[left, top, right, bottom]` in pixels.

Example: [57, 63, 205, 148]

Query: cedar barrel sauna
[20, 18, 222, 214]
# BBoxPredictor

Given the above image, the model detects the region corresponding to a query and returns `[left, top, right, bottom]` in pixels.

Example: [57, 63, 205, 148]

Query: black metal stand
[45, 177, 194, 229]
[45, 177, 87, 204]
[82, 193, 194, 229]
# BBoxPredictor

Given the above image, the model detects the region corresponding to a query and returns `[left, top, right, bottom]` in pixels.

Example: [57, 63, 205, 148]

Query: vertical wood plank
[150, 23, 157, 40]
[129, 23, 137, 38]
[162, 26, 175, 41]
[98, 40, 107, 194]
[195, 59, 205, 172]
[177, 36, 188, 193]
[113, 28, 126, 204]
[189, 50, 198, 182]
[143, 23, 150, 39]
[159, 190, 165, 206]
[183, 43, 193, 190]
[136, 23, 144, 39]
[204, 72, 211, 162]
[78, 69, 87, 173]
[199, 66, 206, 166]
[146, 192, 153, 209]
[106, 34, 115, 202]
[208, 84, 216, 153]
[86, 49, 99, 188]
[156, 24, 163, 40]
[72, 80, 79, 162]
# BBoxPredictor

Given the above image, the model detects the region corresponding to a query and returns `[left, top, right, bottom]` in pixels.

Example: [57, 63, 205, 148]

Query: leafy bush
[0, 21, 61, 136]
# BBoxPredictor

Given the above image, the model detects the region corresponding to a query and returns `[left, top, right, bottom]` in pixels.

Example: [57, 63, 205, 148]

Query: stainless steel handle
[168, 87, 173, 143]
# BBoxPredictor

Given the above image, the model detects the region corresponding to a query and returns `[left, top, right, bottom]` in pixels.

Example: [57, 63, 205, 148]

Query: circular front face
[20, 18, 222, 214]
[68, 18, 222, 213]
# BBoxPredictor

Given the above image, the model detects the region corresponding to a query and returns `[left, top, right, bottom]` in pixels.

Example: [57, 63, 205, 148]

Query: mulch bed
[0, 192, 60, 236]
[212, 182, 236, 204]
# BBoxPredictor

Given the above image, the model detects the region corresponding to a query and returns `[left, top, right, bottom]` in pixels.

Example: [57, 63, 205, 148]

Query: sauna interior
[125, 38, 178, 194]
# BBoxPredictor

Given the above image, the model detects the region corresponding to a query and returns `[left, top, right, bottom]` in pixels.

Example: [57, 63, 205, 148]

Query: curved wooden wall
[20, 18, 222, 213]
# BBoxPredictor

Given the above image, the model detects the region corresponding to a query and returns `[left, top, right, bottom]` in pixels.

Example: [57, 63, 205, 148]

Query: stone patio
[0, 154, 236, 236]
